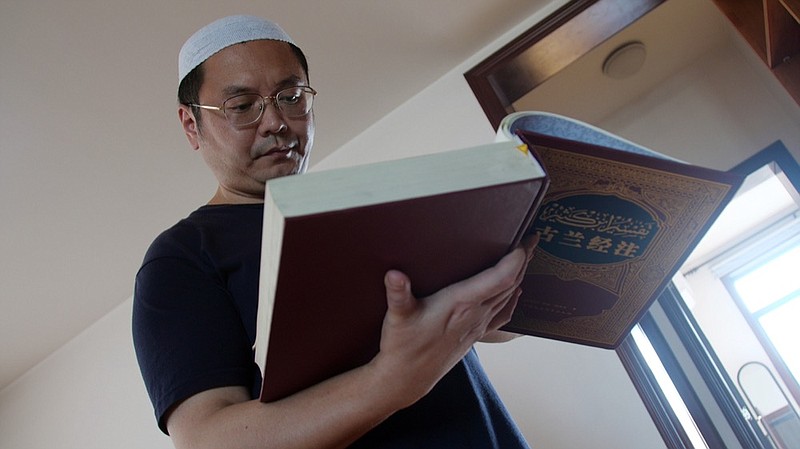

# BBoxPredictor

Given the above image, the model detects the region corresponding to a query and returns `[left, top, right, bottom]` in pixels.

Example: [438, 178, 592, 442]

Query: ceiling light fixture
[602, 41, 647, 79]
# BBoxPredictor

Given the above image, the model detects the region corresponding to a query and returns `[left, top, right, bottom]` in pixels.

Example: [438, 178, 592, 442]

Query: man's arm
[166, 242, 534, 449]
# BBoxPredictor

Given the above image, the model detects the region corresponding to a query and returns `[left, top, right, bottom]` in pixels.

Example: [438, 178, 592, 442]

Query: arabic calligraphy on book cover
[505, 140, 740, 348]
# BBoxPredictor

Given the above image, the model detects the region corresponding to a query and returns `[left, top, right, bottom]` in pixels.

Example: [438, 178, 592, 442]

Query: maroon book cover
[257, 145, 548, 402]
[504, 130, 744, 348]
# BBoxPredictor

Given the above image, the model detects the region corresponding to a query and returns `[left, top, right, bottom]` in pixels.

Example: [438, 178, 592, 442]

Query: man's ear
[178, 105, 200, 150]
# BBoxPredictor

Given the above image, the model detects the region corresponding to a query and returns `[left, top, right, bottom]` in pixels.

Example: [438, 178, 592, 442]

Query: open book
[255, 112, 743, 402]
[501, 114, 742, 348]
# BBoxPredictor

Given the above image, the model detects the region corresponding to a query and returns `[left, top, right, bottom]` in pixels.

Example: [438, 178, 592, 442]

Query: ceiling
[0, 0, 556, 391]
[0, 0, 732, 393]
[514, 0, 730, 124]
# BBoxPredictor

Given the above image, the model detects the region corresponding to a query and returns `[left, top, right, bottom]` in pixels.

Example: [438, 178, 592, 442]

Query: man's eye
[227, 101, 256, 113]
[280, 94, 301, 105]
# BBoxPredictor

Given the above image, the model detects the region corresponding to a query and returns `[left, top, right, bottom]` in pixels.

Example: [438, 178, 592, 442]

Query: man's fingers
[444, 247, 528, 304]
[384, 270, 416, 319]
[487, 288, 521, 330]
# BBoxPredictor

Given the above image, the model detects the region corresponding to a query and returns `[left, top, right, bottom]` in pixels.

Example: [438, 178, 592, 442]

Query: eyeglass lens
[222, 87, 314, 126]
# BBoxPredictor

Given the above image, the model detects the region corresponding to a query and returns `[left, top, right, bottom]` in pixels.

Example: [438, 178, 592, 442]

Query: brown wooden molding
[464, 0, 664, 129]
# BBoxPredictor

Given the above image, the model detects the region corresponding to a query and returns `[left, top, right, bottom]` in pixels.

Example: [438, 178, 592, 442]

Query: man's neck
[207, 185, 264, 205]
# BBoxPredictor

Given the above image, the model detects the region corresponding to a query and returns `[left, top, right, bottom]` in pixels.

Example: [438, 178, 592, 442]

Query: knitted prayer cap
[178, 15, 298, 85]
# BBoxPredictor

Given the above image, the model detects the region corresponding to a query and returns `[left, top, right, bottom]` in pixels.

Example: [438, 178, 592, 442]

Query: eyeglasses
[189, 86, 317, 127]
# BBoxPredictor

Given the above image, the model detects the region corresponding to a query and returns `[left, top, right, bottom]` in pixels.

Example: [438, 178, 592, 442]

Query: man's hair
[178, 43, 309, 128]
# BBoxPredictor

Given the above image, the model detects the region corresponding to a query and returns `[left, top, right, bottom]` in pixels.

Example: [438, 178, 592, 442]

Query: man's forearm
[167, 360, 406, 449]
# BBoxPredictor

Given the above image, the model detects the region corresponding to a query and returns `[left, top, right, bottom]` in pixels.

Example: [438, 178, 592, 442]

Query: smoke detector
[602, 41, 647, 79]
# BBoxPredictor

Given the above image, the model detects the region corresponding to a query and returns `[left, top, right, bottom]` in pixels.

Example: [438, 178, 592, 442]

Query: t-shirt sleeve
[132, 250, 254, 434]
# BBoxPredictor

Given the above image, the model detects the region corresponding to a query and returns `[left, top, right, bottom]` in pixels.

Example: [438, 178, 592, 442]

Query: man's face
[180, 40, 315, 203]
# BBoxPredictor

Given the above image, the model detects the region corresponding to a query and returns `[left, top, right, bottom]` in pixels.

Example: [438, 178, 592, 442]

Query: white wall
[0, 297, 173, 449]
[598, 38, 800, 169]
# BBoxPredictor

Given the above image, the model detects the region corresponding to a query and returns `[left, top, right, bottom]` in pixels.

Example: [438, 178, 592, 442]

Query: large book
[503, 125, 743, 348]
[255, 140, 549, 402]
[255, 122, 743, 402]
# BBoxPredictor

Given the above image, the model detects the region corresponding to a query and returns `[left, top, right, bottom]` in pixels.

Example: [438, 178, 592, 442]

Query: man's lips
[265, 147, 292, 157]
[254, 141, 300, 159]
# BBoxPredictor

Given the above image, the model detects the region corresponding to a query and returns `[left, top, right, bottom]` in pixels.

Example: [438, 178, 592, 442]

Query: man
[133, 15, 534, 448]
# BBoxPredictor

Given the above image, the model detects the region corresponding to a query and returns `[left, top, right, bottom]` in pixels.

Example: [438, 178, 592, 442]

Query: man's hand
[481, 235, 539, 343]
[370, 237, 537, 408]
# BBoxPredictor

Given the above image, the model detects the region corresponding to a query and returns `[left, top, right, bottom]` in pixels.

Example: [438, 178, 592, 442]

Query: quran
[503, 128, 742, 348]
[255, 118, 743, 403]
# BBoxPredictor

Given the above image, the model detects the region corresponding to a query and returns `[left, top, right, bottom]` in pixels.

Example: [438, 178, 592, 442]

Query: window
[726, 238, 800, 386]
[618, 143, 800, 449]
[631, 325, 710, 448]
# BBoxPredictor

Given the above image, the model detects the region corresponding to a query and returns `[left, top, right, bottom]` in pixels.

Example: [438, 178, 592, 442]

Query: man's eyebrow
[275, 75, 306, 89]
[221, 85, 253, 97]
[220, 76, 307, 97]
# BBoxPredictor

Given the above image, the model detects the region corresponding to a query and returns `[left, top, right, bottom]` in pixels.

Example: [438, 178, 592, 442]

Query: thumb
[384, 269, 416, 318]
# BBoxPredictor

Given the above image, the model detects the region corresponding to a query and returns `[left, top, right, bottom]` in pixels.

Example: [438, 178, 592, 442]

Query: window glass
[733, 244, 800, 313]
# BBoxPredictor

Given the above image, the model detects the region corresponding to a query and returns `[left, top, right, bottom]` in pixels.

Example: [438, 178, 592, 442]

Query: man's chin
[258, 165, 303, 184]
[279, 155, 308, 176]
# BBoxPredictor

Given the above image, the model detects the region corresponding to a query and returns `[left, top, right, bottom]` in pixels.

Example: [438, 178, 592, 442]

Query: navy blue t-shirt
[132, 204, 530, 448]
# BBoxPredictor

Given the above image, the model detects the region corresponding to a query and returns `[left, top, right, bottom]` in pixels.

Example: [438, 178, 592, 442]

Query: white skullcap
[178, 15, 297, 85]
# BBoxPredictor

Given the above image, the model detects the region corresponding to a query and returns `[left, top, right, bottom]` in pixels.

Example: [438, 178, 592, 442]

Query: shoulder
[143, 204, 264, 265]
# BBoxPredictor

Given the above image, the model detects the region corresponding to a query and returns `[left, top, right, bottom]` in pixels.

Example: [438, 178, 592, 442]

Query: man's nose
[256, 98, 288, 134]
